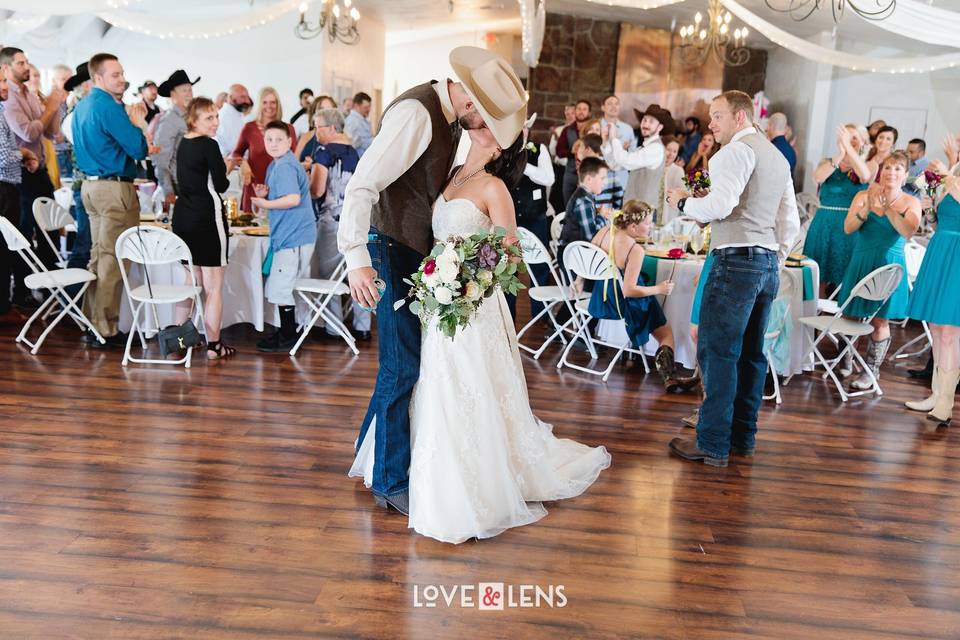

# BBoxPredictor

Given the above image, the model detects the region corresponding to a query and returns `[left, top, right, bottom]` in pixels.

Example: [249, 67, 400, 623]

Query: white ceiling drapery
[96, 0, 303, 39]
[855, 0, 960, 48]
[0, 0, 142, 14]
[723, 0, 960, 73]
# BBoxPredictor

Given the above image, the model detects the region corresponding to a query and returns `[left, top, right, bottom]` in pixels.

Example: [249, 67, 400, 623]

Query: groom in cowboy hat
[339, 46, 527, 515]
[152, 69, 199, 208]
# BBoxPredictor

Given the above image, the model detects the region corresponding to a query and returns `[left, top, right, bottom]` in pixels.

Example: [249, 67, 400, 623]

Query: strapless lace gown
[350, 196, 611, 544]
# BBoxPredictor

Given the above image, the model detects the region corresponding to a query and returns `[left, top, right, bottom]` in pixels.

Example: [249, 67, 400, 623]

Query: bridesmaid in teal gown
[805, 125, 873, 290]
[905, 168, 960, 426]
[840, 152, 921, 391]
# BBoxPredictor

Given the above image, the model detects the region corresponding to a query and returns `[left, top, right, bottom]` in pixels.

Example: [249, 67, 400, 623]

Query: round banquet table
[594, 253, 820, 376]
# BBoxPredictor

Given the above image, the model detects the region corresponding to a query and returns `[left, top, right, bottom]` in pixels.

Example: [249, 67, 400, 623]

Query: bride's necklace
[452, 163, 487, 187]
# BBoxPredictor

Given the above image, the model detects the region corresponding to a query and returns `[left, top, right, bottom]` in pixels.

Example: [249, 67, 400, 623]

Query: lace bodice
[432, 196, 494, 241]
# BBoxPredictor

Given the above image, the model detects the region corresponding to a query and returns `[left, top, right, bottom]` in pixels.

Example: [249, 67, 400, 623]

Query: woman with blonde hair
[588, 200, 694, 392]
[172, 97, 235, 359]
[227, 86, 295, 210]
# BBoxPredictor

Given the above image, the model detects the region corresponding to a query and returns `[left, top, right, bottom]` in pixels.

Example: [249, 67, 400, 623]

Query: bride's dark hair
[485, 132, 526, 189]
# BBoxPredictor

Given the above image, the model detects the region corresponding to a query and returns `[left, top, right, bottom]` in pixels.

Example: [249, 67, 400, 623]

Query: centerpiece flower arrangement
[395, 227, 526, 339]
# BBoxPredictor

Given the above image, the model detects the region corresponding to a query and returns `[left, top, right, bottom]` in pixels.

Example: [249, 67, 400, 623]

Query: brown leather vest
[370, 81, 460, 256]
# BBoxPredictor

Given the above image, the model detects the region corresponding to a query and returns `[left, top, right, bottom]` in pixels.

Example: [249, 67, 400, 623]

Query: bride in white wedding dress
[350, 127, 611, 544]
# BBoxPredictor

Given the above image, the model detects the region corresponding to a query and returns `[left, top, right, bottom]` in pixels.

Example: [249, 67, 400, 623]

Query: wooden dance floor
[1, 314, 958, 639]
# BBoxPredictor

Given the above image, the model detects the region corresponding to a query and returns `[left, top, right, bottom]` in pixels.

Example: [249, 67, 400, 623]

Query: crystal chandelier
[295, 0, 361, 44]
[764, 0, 895, 23]
[678, 0, 750, 67]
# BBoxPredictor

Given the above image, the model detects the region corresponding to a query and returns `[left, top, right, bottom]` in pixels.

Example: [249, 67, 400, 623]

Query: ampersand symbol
[482, 586, 500, 607]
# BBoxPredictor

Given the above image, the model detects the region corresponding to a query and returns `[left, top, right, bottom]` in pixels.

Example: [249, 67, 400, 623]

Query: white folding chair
[116, 225, 206, 368]
[32, 196, 75, 268]
[762, 270, 794, 405]
[557, 241, 650, 381]
[890, 240, 932, 360]
[785, 264, 903, 401]
[549, 211, 565, 259]
[290, 257, 358, 356]
[515, 226, 587, 359]
[0, 217, 103, 354]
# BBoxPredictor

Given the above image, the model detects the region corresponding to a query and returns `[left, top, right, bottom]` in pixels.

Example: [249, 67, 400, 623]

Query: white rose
[434, 287, 454, 305]
[464, 281, 481, 301]
[438, 261, 459, 284]
[423, 271, 440, 289]
[435, 247, 459, 269]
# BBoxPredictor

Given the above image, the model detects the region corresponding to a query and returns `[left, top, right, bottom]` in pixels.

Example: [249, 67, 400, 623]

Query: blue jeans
[696, 249, 779, 458]
[355, 229, 423, 497]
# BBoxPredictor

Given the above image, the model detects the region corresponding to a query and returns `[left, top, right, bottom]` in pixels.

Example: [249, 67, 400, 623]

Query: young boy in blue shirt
[251, 121, 318, 352]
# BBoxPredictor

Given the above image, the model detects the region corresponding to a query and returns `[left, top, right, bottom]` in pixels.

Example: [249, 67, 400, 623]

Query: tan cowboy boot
[905, 366, 940, 412]
[928, 368, 960, 427]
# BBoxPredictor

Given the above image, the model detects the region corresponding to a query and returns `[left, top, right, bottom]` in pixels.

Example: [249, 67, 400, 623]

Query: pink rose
[423, 259, 437, 276]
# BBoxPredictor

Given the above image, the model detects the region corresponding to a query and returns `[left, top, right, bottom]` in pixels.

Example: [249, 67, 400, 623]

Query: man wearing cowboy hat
[151, 69, 199, 207]
[338, 46, 527, 515]
[602, 104, 674, 217]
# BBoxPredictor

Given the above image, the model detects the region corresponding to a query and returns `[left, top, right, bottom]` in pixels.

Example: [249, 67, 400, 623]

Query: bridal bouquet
[396, 227, 526, 339]
[683, 169, 711, 192]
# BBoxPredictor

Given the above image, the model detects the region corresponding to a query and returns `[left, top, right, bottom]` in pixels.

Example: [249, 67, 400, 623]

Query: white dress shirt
[682, 127, 800, 259]
[337, 81, 456, 272]
[523, 143, 555, 187]
[216, 103, 249, 156]
[602, 133, 664, 172]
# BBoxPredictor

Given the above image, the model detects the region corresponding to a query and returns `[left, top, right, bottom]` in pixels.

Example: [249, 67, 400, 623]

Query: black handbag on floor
[137, 227, 203, 356]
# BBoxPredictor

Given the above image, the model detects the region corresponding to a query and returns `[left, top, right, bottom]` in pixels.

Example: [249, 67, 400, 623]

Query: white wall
[15, 14, 385, 114]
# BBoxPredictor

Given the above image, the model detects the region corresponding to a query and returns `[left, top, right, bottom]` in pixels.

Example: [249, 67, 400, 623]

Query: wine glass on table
[690, 228, 704, 256]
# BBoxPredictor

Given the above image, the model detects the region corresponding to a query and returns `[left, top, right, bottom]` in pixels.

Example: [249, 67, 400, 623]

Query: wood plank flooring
[1, 309, 958, 640]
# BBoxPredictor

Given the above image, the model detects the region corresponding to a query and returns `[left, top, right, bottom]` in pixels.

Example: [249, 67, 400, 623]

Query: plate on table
[788, 253, 806, 262]
[242, 227, 270, 236]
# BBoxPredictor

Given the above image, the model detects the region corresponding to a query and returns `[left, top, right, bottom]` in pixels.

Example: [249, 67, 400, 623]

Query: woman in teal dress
[806, 125, 873, 291]
[905, 168, 960, 426]
[840, 151, 921, 391]
[588, 201, 692, 392]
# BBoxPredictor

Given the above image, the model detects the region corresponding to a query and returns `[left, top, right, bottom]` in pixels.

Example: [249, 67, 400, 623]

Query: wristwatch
[678, 197, 687, 212]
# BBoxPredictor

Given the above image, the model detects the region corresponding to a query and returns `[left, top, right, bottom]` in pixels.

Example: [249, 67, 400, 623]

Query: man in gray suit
[667, 90, 800, 467]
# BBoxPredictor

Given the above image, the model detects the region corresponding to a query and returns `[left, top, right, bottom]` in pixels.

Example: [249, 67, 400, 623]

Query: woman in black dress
[172, 97, 235, 359]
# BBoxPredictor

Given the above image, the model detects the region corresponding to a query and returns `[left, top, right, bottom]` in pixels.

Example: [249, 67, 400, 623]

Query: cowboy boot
[682, 377, 704, 428]
[928, 368, 960, 427]
[905, 366, 940, 412]
[851, 337, 891, 391]
[838, 347, 855, 378]
[655, 345, 694, 393]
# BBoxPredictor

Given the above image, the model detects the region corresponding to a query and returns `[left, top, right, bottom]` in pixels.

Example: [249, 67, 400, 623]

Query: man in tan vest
[666, 90, 799, 467]
[338, 47, 527, 515]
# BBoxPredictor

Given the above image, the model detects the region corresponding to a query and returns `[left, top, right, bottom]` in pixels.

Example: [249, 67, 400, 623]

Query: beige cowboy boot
[905, 366, 940, 412]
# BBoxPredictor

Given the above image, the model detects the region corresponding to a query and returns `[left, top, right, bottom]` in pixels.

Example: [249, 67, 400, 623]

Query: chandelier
[295, 0, 361, 43]
[764, 0, 896, 23]
[678, 0, 750, 67]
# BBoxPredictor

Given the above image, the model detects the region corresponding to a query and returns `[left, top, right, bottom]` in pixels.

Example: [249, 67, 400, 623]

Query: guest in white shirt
[215, 83, 253, 156]
[659, 136, 685, 227]
[344, 91, 373, 157]
[603, 104, 672, 222]
[665, 90, 799, 468]
[599, 94, 636, 208]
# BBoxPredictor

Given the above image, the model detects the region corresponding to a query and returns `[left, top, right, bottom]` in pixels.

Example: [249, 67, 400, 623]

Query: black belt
[711, 246, 775, 257]
[86, 175, 134, 183]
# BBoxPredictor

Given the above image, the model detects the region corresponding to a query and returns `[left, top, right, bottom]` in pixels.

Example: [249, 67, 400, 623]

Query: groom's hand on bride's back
[349, 267, 381, 309]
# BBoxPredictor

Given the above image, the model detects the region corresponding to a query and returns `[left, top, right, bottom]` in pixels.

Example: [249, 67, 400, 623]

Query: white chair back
[518, 226, 569, 290]
[550, 212, 565, 247]
[33, 197, 76, 264]
[0, 215, 31, 254]
[116, 225, 193, 266]
[563, 240, 618, 283]
[903, 240, 926, 285]
[836, 264, 903, 322]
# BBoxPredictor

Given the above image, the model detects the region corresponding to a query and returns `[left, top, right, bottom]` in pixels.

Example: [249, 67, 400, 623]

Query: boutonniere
[524, 142, 537, 153]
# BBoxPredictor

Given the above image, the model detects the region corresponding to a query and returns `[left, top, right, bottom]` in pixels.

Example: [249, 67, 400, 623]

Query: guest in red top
[227, 86, 294, 211]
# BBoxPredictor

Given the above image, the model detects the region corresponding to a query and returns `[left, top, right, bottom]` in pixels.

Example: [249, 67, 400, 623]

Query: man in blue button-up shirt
[72, 53, 149, 345]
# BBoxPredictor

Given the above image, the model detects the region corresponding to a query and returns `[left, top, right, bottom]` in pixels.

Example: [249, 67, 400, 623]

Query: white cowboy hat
[449, 46, 528, 149]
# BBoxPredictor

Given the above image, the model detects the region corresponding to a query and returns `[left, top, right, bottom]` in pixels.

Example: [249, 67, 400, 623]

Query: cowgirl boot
[655, 345, 683, 393]
[905, 367, 940, 412]
[928, 368, 960, 428]
[851, 337, 891, 391]
[838, 347, 855, 378]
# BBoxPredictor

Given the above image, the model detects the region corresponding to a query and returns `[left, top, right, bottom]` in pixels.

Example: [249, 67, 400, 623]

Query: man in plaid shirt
[0, 74, 39, 315]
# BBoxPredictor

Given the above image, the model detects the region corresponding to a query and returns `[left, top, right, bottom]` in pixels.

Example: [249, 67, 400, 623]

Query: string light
[97, 0, 303, 40]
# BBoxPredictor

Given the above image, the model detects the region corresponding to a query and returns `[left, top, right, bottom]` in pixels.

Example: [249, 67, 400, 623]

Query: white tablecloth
[597, 256, 820, 376]
[118, 232, 281, 334]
